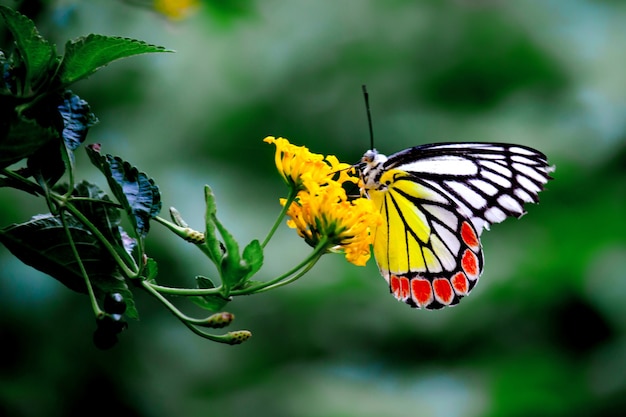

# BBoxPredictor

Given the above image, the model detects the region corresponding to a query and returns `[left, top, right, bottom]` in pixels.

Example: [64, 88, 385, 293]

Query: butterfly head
[359, 149, 388, 190]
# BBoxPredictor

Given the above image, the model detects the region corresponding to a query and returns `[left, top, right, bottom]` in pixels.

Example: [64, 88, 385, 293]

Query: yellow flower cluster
[265, 137, 381, 266]
[154, 0, 199, 20]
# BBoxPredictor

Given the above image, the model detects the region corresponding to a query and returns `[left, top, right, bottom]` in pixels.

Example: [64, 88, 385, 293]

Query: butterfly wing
[383, 142, 554, 235]
[363, 142, 553, 309]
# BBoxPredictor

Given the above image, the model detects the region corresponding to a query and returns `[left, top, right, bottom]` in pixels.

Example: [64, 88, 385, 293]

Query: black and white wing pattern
[382, 142, 554, 235]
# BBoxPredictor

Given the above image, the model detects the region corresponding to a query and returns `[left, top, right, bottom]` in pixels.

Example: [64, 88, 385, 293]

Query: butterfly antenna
[362, 84, 375, 150]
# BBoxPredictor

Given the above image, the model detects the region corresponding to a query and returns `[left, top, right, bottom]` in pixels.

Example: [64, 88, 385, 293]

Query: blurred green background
[1, 0, 626, 416]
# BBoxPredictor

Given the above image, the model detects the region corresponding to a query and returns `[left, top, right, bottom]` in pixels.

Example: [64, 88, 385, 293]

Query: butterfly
[358, 142, 554, 309]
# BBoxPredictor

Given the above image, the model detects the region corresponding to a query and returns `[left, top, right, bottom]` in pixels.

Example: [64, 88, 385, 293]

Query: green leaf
[143, 257, 158, 284]
[202, 186, 262, 290]
[86, 144, 162, 238]
[0, 6, 57, 92]
[242, 239, 263, 279]
[203, 185, 224, 265]
[190, 275, 230, 311]
[0, 212, 137, 318]
[214, 216, 249, 290]
[0, 116, 57, 169]
[58, 34, 173, 85]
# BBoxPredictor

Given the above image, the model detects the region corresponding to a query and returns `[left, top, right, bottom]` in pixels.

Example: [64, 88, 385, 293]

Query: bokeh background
[1, 0, 626, 416]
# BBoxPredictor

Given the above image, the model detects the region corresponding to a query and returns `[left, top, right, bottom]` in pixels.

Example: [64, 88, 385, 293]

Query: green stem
[61, 198, 139, 278]
[154, 215, 198, 241]
[231, 236, 330, 295]
[59, 141, 75, 198]
[145, 282, 222, 296]
[261, 187, 298, 248]
[140, 279, 243, 344]
[248, 250, 322, 294]
[60, 210, 102, 317]
[69, 197, 122, 208]
[154, 215, 216, 260]
[0, 168, 44, 195]
[179, 321, 243, 344]
[147, 237, 330, 297]
[141, 279, 208, 321]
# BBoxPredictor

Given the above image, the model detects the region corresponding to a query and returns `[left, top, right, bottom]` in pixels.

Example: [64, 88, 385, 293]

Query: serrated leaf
[0, 6, 57, 92]
[86, 144, 161, 238]
[0, 213, 137, 319]
[58, 91, 98, 151]
[58, 34, 173, 85]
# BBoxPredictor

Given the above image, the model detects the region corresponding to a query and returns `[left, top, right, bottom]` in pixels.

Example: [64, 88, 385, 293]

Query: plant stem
[147, 237, 329, 297]
[248, 250, 322, 294]
[60, 210, 102, 317]
[146, 282, 222, 296]
[0, 168, 44, 195]
[261, 187, 298, 248]
[230, 236, 329, 295]
[140, 279, 241, 344]
[141, 279, 206, 321]
[61, 199, 139, 278]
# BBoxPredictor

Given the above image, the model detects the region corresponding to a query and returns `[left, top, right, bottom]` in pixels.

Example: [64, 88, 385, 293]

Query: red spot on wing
[451, 272, 469, 295]
[410, 278, 433, 308]
[461, 221, 480, 251]
[433, 278, 454, 305]
[390, 275, 410, 301]
[462, 249, 480, 280]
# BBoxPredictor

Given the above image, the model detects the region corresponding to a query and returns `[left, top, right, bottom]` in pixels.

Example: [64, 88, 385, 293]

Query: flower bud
[227, 330, 252, 345]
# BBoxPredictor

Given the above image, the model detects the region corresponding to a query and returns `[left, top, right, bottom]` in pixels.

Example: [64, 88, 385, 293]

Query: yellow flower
[264, 136, 354, 191]
[267, 137, 381, 266]
[154, 0, 199, 20]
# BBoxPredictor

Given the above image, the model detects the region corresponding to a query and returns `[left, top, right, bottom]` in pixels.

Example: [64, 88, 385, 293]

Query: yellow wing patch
[368, 170, 484, 309]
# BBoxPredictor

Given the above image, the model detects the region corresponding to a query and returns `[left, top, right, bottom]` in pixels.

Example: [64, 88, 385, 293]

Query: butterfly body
[359, 142, 553, 309]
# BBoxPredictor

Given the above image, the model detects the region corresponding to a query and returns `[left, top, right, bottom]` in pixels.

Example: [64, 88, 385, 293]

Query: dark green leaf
[26, 140, 65, 189]
[0, 6, 57, 92]
[58, 91, 98, 151]
[191, 275, 230, 311]
[65, 180, 122, 229]
[58, 34, 173, 85]
[0, 116, 57, 169]
[86, 144, 162, 238]
[0, 212, 137, 318]
[59, 181, 136, 264]
[20, 90, 96, 187]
